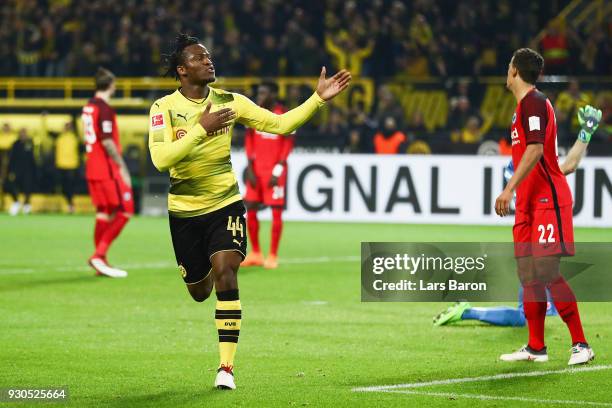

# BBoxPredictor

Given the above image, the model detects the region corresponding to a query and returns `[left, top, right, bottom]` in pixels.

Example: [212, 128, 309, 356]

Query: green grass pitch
[1, 214, 611, 407]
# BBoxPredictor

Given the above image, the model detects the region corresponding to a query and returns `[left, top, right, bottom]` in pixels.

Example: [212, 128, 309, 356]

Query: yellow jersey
[0, 130, 17, 151]
[148, 87, 325, 218]
[55, 131, 80, 170]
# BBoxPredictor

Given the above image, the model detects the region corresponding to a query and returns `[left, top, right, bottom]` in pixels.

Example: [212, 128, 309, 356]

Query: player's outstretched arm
[560, 105, 602, 175]
[236, 67, 351, 135]
[149, 101, 235, 172]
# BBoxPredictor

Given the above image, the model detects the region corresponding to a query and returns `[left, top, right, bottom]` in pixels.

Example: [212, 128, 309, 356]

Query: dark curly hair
[163, 33, 200, 80]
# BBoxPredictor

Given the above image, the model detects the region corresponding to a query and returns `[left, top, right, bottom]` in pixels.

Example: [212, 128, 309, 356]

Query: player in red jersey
[241, 82, 294, 269]
[495, 48, 593, 365]
[82, 68, 134, 278]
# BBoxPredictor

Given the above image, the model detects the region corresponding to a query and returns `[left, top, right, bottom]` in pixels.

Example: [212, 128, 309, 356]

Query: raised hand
[199, 102, 236, 135]
[315, 67, 352, 101]
[577, 105, 602, 143]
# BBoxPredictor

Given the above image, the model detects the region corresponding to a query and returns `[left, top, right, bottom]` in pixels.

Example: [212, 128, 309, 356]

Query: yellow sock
[215, 290, 241, 371]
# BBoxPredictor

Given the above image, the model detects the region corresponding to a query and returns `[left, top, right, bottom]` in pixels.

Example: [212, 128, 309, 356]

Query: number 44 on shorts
[538, 224, 556, 243]
[227, 216, 244, 238]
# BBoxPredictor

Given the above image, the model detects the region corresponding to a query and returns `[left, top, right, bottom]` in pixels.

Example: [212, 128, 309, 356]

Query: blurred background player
[54, 121, 80, 213]
[82, 67, 134, 278]
[242, 82, 294, 269]
[433, 104, 602, 328]
[495, 48, 592, 365]
[6, 128, 35, 215]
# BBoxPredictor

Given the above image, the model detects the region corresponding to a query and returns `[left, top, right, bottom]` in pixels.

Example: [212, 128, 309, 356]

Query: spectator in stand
[55, 121, 80, 213]
[6, 128, 36, 215]
[0, 123, 18, 185]
[449, 79, 473, 108]
[594, 94, 612, 142]
[580, 26, 611, 75]
[556, 79, 592, 145]
[406, 110, 428, 142]
[448, 96, 480, 141]
[343, 129, 362, 153]
[373, 116, 408, 154]
[0, 123, 17, 153]
[286, 34, 325, 76]
[325, 31, 374, 77]
[346, 103, 376, 153]
[406, 140, 432, 154]
[15, 18, 41, 76]
[373, 85, 404, 127]
[409, 13, 433, 53]
[539, 20, 571, 74]
[452, 114, 493, 144]
[319, 108, 349, 146]
[2, 0, 610, 78]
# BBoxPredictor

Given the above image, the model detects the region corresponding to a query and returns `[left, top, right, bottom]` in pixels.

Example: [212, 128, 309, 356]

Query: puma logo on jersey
[176, 112, 188, 122]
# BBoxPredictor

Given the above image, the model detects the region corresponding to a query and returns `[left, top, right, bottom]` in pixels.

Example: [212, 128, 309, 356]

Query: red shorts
[513, 205, 575, 258]
[244, 171, 287, 207]
[87, 178, 134, 215]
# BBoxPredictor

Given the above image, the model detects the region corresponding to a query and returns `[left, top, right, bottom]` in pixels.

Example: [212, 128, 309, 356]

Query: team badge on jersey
[512, 113, 517, 124]
[151, 113, 165, 130]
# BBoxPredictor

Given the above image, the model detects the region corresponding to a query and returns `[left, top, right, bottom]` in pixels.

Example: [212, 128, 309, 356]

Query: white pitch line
[353, 364, 612, 392]
[0, 256, 360, 276]
[385, 390, 612, 407]
[281, 256, 360, 264]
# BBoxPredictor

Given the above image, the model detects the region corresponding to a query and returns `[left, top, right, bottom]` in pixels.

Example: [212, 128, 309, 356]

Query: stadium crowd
[2, 0, 610, 78]
[0, 0, 610, 156]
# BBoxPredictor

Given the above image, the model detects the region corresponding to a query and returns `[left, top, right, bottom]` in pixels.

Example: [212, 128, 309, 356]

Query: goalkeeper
[434, 105, 602, 327]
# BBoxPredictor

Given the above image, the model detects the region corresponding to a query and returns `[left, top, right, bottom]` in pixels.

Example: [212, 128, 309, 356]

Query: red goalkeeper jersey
[511, 88, 572, 211]
[82, 97, 121, 180]
[245, 104, 294, 175]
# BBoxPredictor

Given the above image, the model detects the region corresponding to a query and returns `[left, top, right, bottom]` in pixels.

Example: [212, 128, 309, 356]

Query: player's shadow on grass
[0, 275, 99, 292]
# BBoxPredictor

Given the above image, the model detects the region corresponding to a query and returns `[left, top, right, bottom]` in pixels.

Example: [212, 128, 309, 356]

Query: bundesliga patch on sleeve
[102, 120, 113, 133]
[528, 116, 541, 131]
[151, 113, 165, 130]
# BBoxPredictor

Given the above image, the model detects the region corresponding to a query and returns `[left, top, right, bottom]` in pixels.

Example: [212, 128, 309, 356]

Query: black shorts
[169, 200, 247, 284]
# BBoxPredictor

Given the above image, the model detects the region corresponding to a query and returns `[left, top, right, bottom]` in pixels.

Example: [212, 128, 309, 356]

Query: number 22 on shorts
[538, 224, 556, 243]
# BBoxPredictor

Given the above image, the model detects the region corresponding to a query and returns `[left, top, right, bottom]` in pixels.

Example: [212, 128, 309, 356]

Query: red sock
[95, 213, 129, 258]
[548, 276, 587, 344]
[270, 207, 283, 256]
[247, 209, 260, 253]
[94, 217, 110, 247]
[523, 281, 547, 351]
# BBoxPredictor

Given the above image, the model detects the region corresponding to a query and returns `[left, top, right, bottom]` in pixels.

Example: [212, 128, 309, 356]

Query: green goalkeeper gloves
[577, 104, 602, 143]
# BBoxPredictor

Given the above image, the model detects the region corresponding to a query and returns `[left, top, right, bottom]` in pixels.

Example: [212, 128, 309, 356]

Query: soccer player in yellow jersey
[148, 34, 351, 390]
